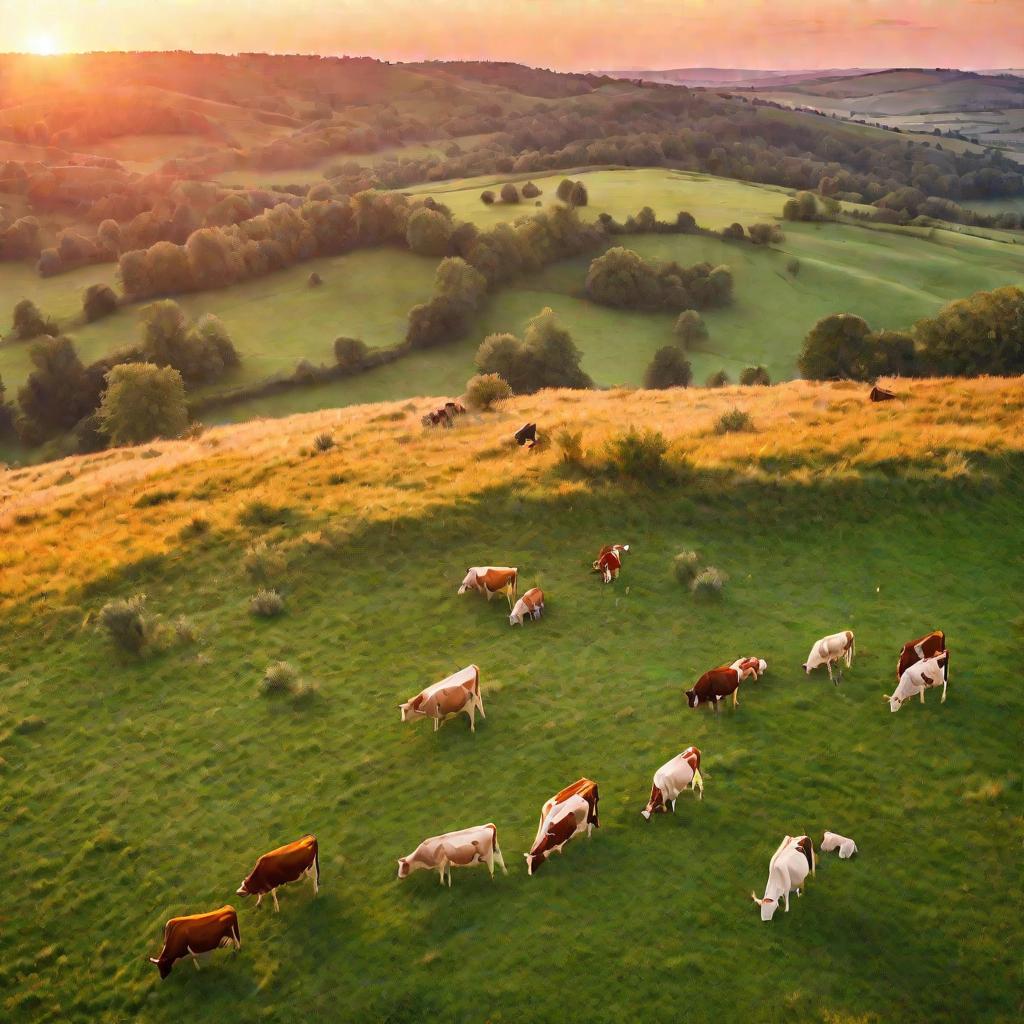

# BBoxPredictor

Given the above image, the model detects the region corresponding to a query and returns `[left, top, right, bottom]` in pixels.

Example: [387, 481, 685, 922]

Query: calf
[821, 831, 858, 859]
[149, 906, 240, 979]
[751, 835, 815, 922]
[526, 779, 599, 875]
[897, 630, 946, 682]
[642, 746, 703, 819]
[236, 835, 319, 912]
[592, 543, 629, 583]
[803, 630, 855, 681]
[514, 422, 538, 448]
[731, 657, 767, 681]
[398, 824, 506, 886]
[399, 664, 485, 733]
[509, 587, 544, 626]
[686, 664, 743, 711]
[458, 566, 518, 608]
[885, 651, 949, 712]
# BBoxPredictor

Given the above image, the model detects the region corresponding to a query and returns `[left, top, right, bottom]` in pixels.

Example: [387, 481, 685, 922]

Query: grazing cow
[751, 835, 815, 922]
[236, 835, 319, 912]
[421, 401, 467, 428]
[885, 651, 949, 712]
[458, 566, 518, 607]
[642, 746, 704, 819]
[526, 778, 600, 875]
[514, 422, 538, 448]
[685, 664, 744, 711]
[870, 385, 896, 402]
[897, 630, 947, 682]
[397, 824, 507, 886]
[731, 657, 767, 681]
[509, 587, 544, 626]
[399, 664, 485, 732]
[821, 831, 858, 859]
[592, 543, 629, 583]
[148, 906, 240, 979]
[803, 630, 855, 681]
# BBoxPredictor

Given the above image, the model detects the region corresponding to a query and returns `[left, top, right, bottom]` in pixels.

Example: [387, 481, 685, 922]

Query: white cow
[642, 746, 704, 819]
[751, 835, 815, 922]
[397, 824, 507, 886]
[885, 651, 948, 712]
[731, 657, 767, 681]
[821, 831, 858, 859]
[803, 630, 855, 681]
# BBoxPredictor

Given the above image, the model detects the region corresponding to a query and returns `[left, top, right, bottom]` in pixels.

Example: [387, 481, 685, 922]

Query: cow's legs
[466, 703, 476, 733]
[784, 891, 791, 912]
[919, 689, 925, 704]
[494, 842, 508, 875]
[255, 894, 263, 909]
[271, 889, 280, 913]
[826, 660, 834, 682]
[475, 689, 486, 718]
[733, 689, 739, 708]
[447, 863, 453, 888]
[187, 946, 201, 971]
[941, 677, 947, 704]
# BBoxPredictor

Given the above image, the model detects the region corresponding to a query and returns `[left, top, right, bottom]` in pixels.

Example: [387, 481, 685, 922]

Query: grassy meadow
[1, 381, 1021, 1023]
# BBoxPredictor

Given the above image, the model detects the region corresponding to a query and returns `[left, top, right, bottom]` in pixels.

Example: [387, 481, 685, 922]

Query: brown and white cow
[897, 630, 946, 682]
[592, 544, 629, 583]
[642, 746, 703, 819]
[685, 663, 744, 711]
[458, 566, 518, 607]
[509, 587, 544, 626]
[397, 823, 507, 886]
[525, 778, 600, 875]
[751, 835, 815, 922]
[821, 831, 858, 859]
[236, 835, 319, 912]
[399, 665, 485, 733]
[148, 906, 240, 979]
[803, 630, 855, 681]
[731, 657, 768, 682]
[885, 651, 949, 712]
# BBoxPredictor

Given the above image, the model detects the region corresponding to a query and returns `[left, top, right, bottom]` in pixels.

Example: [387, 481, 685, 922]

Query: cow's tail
[943, 648, 949, 684]
[847, 631, 856, 666]
[313, 839, 320, 888]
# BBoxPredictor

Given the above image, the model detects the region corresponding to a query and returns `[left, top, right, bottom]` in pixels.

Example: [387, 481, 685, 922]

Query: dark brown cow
[148, 906, 240, 979]
[592, 543, 629, 583]
[897, 630, 947, 681]
[870, 385, 897, 402]
[685, 664, 743, 710]
[525, 778, 600, 875]
[236, 835, 319, 912]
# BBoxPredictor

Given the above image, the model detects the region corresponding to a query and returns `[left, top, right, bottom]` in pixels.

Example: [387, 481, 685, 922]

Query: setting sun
[25, 32, 60, 56]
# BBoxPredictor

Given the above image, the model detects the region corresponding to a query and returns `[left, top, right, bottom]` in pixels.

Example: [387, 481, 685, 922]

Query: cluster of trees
[0, 214, 42, 260]
[475, 308, 592, 394]
[783, 191, 840, 222]
[585, 247, 734, 313]
[555, 178, 588, 206]
[10, 299, 58, 340]
[798, 286, 1024, 380]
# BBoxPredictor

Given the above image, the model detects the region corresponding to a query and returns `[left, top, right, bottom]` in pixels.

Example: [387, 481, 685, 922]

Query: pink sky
[9, 0, 1023, 70]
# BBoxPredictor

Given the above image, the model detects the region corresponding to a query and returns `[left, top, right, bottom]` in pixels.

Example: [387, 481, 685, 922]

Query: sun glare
[25, 32, 60, 56]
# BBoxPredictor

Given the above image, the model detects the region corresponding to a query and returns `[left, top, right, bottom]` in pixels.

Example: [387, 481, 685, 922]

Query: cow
[514, 422, 538, 448]
[421, 401, 467, 428]
[148, 906, 240, 979]
[399, 664, 485, 732]
[642, 746, 703, 819]
[458, 566, 518, 608]
[731, 657, 767, 682]
[525, 778, 599, 875]
[803, 630, 855, 681]
[821, 831, 858, 859]
[685, 664, 744, 711]
[509, 587, 544, 626]
[869, 385, 896, 402]
[885, 651, 949, 712]
[897, 630, 947, 682]
[592, 543, 629, 583]
[397, 824, 507, 886]
[751, 835, 815, 922]
[236, 835, 319, 912]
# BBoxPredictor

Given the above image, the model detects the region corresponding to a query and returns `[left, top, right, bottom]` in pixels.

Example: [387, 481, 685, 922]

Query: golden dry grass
[1, 376, 1021, 616]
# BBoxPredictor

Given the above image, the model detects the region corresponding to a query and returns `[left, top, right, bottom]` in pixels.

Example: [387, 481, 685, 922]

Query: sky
[5, 0, 1023, 71]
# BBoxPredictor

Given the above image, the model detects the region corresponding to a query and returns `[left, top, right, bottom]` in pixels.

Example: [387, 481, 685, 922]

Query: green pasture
[1, 463, 1021, 1022]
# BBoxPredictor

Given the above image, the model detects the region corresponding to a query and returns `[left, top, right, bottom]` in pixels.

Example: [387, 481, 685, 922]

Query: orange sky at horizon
[7, 0, 1023, 71]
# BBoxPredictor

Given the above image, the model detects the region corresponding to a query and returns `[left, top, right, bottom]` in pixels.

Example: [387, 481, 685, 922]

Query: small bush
[243, 540, 286, 583]
[555, 428, 585, 465]
[174, 615, 200, 645]
[239, 500, 289, 527]
[480, 190, 495, 205]
[97, 594, 149, 654]
[291, 679, 318, 704]
[605, 428, 671, 483]
[334, 336, 368, 371]
[739, 365, 771, 387]
[308, 271, 322, 287]
[313, 432, 335, 453]
[250, 588, 285, 617]
[465, 372, 512, 411]
[500, 183, 519, 204]
[82, 283, 118, 322]
[673, 551, 701, 585]
[261, 660, 299, 696]
[714, 408, 754, 434]
[521, 181, 541, 199]
[179, 515, 210, 540]
[134, 489, 178, 508]
[705, 370, 730, 388]
[787, 257, 801, 276]
[14, 715, 46, 734]
[692, 567, 727, 598]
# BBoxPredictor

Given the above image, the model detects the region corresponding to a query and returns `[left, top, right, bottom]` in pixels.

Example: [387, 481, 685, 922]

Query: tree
[556, 178, 575, 202]
[644, 346, 692, 389]
[748, 223, 783, 245]
[739, 365, 771, 386]
[434, 257, 487, 311]
[12, 299, 57, 340]
[98, 363, 188, 446]
[585, 247, 662, 310]
[521, 181, 541, 199]
[83, 284, 118, 322]
[334, 336, 368, 371]
[406, 295, 468, 350]
[405, 207, 452, 257]
[722, 222, 745, 240]
[798, 313, 873, 380]
[705, 369, 730, 388]
[674, 310, 708, 349]
[139, 301, 239, 384]
[465, 372, 512, 410]
[16, 335, 91, 438]
[35, 248, 61, 277]
[480, 191, 495, 205]
[500, 183, 520, 204]
[568, 181, 588, 207]
[97, 219, 123, 255]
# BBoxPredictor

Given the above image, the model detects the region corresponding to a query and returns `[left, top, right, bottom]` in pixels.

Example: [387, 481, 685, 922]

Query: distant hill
[592, 67, 871, 89]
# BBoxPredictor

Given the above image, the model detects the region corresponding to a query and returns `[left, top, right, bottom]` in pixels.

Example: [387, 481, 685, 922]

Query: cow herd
[147, 535, 952, 976]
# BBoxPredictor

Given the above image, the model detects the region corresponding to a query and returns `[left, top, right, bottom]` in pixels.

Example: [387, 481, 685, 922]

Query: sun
[25, 32, 60, 56]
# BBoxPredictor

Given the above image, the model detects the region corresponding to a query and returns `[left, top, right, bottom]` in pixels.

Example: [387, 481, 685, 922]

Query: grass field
[1, 381, 1021, 1023]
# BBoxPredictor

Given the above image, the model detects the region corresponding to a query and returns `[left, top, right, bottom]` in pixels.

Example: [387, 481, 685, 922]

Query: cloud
[869, 18, 937, 31]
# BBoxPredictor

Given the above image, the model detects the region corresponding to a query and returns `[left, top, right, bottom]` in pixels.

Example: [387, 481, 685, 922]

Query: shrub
[556, 178, 575, 202]
[261, 660, 300, 695]
[555, 428, 585, 465]
[692, 566, 727, 597]
[243, 540, 286, 583]
[334, 336, 368, 371]
[179, 515, 210, 540]
[308, 271, 322, 287]
[12, 299, 57, 340]
[97, 363, 188, 446]
[722, 222, 745, 240]
[250, 588, 285, 617]
[747, 223, 783, 245]
[644, 346, 692, 389]
[174, 615, 200, 645]
[465, 372, 512, 411]
[500, 183, 519, 204]
[705, 369, 730, 388]
[715, 408, 754, 434]
[313, 432, 335, 453]
[406, 207, 453, 257]
[97, 594, 149, 654]
[134, 489, 179, 508]
[605, 428, 671, 483]
[568, 182, 588, 207]
[521, 181, 541, 198]
[673, 551, 701, 585]
[786, 257, 801, 276]
[82, 284, 118, 322]
[480, 190, 495, 205]
[239, 500, 289, 526]
[739, 365, 770, 386]
[673, 310, 707, 348]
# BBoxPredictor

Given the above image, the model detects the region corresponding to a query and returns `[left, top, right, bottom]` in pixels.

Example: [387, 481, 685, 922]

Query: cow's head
[236, 873, 256, 897]
[641, 786, 664, 820]
[751, 892, 779, 921]
[148, 955, 173, 979]
[802, 661, 813, 674]
[755, 659, 768, 676]
[398, 701, 412, 722]
[883, 692, 903, 713]
[396, 858, 411, 879]
[524, 849, 545, 875]
[509, 608, 523, 627]
[685, 688, 699, 709]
